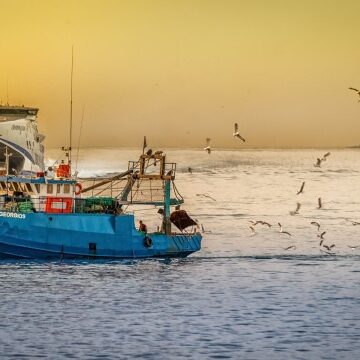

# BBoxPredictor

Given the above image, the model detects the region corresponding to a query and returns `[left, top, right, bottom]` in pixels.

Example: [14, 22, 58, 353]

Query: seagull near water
[297, 181, 305, 195]
[311, 221, 321, 231]
[314, 152, 331, 167]
[196, 193, 217, 201]
[314, 158, 322, 168]
[321, 152, 331, 161]
[259, 221, 272, 227]
[323, 244, 335, 251]
[317, 197, 322, 209]
[290, 202, 301, 216]
[249, 226, 256, 235]
[278, 223, 291, 236]
[250, 220, 272, 227]
[233, 123, 246, 142]
[204, 138, 211, 154]
[317, 232, 327, 247]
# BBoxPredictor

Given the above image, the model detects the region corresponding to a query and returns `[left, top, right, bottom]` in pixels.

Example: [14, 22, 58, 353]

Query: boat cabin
[0, 175, 76, 213]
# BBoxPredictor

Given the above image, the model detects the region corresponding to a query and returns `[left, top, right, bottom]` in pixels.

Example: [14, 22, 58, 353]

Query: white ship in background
[0, 105, 45, 175]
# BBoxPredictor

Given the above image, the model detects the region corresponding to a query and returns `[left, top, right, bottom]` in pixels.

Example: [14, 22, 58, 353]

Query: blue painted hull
[0, 212, 201, 259]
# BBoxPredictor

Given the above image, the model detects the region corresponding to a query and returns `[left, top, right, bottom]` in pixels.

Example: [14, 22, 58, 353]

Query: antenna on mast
[6, 78, 9, 105]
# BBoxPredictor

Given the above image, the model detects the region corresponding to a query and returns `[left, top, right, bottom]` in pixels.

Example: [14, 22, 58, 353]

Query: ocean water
[1, 149, 360, 359]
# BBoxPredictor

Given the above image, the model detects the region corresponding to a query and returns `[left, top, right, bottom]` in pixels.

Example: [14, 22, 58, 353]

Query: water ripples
[1, 149, 360, 359]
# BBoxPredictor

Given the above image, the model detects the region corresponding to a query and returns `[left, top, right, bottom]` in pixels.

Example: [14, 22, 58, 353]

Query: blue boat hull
[0, 212, 202, 259]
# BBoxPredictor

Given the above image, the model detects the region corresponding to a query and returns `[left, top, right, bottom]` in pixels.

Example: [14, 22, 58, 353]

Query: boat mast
[69, 46, 74, 172]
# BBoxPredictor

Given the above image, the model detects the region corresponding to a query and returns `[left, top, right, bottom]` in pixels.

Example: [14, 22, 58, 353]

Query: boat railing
[78, 177, 181, 206]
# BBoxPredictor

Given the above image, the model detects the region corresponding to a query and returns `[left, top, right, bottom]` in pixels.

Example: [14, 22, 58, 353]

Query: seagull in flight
[278, 222, 291, 236]
[290, 202, 301, 216]
[317, 231, 326, 240]
[297, 181, 305, 195]
[321, 152, 331, 161]
[283, 245, 296, 251]
[249, 220, 262, 226]
[196, 193, 217, 201]
[204, 138, 211, 154]
[311, 221, 321, 231]
[249, 226, 256, 235]
[323, 244, 335, 251]
[348, 245, 360, 250]
[314, 153, 331, 167]
[349, 87, 360, 101]
[317, 197, 322, 209]
[233, 123, 246, 142]
[250, 220, 272, 227]
[314, 158, 322, 168]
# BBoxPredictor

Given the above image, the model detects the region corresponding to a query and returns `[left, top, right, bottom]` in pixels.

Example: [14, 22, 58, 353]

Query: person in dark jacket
[138, 220, 147, 233]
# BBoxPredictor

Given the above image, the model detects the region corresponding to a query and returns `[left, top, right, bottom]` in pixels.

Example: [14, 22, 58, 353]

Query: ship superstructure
[0, 105, 45, 175]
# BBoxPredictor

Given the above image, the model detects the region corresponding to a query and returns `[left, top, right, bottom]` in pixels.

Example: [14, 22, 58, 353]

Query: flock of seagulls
[242, 151, 360, 255]
[196, 87, 359, 253]
[204, 123, 245, 154]
[194, 147, 359, 254]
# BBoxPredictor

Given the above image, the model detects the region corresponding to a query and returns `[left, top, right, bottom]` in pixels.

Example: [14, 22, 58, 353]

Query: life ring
[143, 236, 153, 248]
[75, 183, 82, 195]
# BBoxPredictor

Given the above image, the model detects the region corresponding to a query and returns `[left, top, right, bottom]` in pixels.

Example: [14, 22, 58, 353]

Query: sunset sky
[0, 0, 359, 149]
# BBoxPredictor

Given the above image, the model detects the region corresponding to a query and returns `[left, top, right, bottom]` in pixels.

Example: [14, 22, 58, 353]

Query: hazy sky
[0, 0, 359, 149]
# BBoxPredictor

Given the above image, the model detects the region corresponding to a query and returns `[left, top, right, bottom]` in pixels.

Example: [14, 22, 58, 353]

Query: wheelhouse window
[57, 184, 61, 194]
[47, 184, 53, 194]
[63, 184, 70, 194]
[35, 184, 40, 193]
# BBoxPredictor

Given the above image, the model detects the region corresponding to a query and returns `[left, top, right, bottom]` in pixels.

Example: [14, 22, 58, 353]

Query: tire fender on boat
[75, 183, 83, 195]
[143, 236, 153, 248]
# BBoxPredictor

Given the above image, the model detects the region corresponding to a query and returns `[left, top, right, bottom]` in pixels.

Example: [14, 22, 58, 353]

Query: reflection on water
[0, 149, 359, 359]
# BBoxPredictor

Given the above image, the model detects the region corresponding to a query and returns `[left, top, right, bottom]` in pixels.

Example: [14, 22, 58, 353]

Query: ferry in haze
[0, 105, 45, 175]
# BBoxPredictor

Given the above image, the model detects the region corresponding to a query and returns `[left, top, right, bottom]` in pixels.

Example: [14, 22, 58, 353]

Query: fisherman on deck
[138, 220, 147, 233]
[170, 205, 197, 232]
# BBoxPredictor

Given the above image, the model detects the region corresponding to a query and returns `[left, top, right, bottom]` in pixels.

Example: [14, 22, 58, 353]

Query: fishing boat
[0, 105, 45, 175]
[0, 151, 202, 259]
